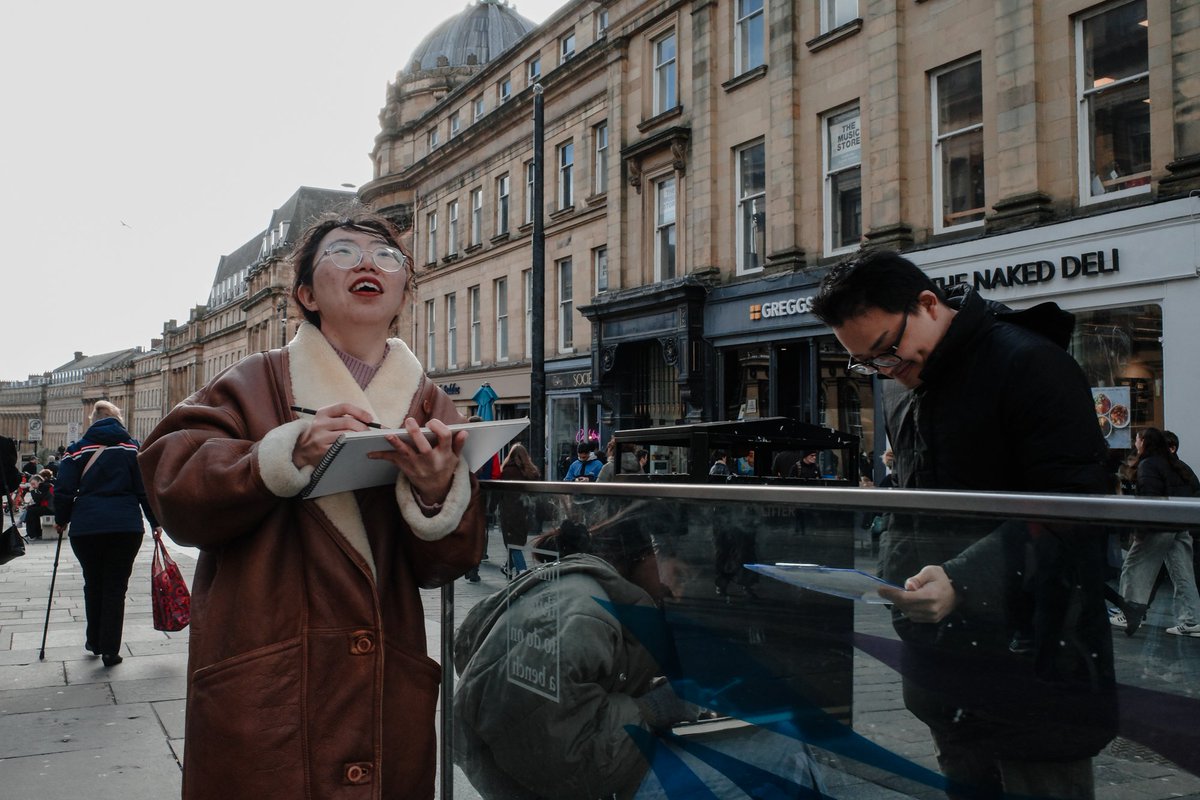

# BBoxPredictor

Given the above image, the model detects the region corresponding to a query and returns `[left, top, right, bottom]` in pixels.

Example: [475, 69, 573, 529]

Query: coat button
[345, 763, 372, 784]
[350, 632, 375, 655]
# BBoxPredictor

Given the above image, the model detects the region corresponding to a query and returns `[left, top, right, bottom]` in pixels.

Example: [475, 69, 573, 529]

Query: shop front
[545, 357, 600, 481]
[704, 272, 878, 482]
[906, 195, 1200, 459]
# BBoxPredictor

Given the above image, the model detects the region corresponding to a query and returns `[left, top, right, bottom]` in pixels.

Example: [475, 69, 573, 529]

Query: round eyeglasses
[846, 312, 908, 375]
[318, 241, 408, 273]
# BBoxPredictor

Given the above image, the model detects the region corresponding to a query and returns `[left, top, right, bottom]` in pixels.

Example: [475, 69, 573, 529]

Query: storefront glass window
[1069, 304, 1163, 451]
[549, 395, 582, 481]
[723, 345, 770, 421]
[817, 335, 875, 482]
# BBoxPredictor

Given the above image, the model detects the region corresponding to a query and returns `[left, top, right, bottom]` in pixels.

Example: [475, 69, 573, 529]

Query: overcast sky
[0, 0, 564, 381]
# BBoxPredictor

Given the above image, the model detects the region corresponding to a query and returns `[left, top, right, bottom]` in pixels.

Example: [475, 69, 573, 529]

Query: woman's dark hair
[289, 206, 415, 329]
[812, 249, 944, 328]
[531, 518, 654, 576]
[1136, 427, 1172, 464]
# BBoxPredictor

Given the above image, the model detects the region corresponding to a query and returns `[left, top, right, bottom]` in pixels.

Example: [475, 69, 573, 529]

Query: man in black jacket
[813, 250, 1115, 800]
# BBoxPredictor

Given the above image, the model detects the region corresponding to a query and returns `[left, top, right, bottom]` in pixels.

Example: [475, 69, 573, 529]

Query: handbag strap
[81, 446, 108, 479]
[1, 465, 16, 528]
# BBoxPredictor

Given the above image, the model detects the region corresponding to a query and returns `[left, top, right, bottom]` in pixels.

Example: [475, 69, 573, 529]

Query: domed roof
[407, 0, 537, 74]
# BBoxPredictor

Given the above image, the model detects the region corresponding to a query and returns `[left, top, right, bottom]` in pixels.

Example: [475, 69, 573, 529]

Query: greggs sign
[749, 295, 815, 321]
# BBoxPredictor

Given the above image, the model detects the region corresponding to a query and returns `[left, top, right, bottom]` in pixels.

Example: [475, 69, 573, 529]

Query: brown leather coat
[139, 325, 484, 799]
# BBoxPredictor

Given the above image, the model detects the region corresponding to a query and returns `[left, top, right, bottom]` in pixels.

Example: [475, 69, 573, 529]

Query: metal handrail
[481, 480, 1200, 528]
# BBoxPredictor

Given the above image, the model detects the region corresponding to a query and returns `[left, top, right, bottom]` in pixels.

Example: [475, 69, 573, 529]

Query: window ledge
[806, 18, 863, 53]
[549, 205, 575, 220]
[464, 243, 483, 254]
[517, 222, 533, 234]
[490, 231, 511, 244]
[637, 105, 684, 134]
[441, 254, 460, 265]
[722, 64, 767, 93]
[585, 192, 607, 207]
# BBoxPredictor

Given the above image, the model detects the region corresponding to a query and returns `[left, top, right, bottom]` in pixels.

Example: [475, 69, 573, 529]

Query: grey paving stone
[152, 698, 186, 740]
[0, 682, 113, 714]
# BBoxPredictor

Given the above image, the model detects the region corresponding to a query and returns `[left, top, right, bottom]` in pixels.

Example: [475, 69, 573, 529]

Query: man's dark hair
[576, 441, 593, 455]
[811, 249, 944, 328]
[1164, 430, 1180, 453]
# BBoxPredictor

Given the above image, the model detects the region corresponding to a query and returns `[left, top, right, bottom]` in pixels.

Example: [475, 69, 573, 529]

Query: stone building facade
[362, 0, 1200, 478]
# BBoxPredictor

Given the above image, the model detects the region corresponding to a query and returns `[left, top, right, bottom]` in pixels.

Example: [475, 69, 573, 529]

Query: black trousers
[69, 532, 144, 655]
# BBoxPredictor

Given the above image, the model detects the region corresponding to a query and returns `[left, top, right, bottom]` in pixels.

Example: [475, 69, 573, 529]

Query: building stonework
[3, 0, 1196, 468]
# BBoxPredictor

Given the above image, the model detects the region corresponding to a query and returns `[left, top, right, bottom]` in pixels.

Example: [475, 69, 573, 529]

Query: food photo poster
[1093, 386, 1132, 450]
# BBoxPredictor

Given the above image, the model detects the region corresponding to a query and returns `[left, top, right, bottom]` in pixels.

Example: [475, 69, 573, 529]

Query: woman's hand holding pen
[291, 403, 379, 469]
[369, 417, 467, 506]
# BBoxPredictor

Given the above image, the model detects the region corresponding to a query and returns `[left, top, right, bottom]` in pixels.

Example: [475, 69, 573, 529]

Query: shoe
[1166, 623, 1200, 637]
[1109, 612, 1127, 630]
[500, 565, 512, 578]
[465, 569, 480, 583]
[102, 653, 123, 667]
[481, 553, 489, 561]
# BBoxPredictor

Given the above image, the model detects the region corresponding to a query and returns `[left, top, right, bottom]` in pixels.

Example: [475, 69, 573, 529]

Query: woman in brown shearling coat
[139, 209, 485, 800]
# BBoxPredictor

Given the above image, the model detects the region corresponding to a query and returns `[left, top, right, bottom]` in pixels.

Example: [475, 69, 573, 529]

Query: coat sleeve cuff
[258, 419, 315, 498]
[396, 458, 471, 541]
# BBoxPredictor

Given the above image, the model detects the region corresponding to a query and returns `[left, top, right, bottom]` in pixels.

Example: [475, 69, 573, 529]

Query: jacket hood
[945, 284, 1075, 350]
[84, 416, 135, 446]
[453, 553, 654, 675]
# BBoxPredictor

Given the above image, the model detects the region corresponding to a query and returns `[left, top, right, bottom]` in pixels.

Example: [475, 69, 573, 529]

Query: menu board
[1093, 386, 1132, 449]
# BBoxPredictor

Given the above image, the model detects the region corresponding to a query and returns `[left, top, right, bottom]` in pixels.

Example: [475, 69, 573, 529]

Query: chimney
[74, 351, 84, 361]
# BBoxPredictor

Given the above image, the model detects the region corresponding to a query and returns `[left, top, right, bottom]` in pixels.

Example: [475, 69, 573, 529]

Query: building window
[499, 75, 512, 103]
[446, 293, 457, 368]
[523, 268, 533, 358]
[823, 105, 862, 255]
[558, 141, 574, 209]
[1077, 0, 1150, 203]
[528, 54, 541, 83]
[469, 285, 481, 365]
[932, 57, 985, 232]
[653, 32, 678, 114]
[425, 300, 436, 370]
[427, 128, 440, 150]
[470, 187, 483, 246]
[495, 277, 509, 362]
[560, 31, 576, 63]
[593, 122, 608, 194]
[822, 0, 857, 33]
[655, 176, 677, 281]
[426, 211, 438, 263]
[447, 200, 459, 256]
[558, 258, 574, 352]
[594, 246, 608, 293]
[736, 0, 765, 74]
[736, 140, 766, 273]
[496, 173, 511, 236]
[473, 95, 485, 121]
[597, 9, 609, 35]
[525, 160, 536, 224]
[450, 111, 461, 138]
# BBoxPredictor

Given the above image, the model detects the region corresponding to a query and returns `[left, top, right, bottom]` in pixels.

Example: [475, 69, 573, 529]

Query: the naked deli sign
[932, 249, 1120, 294]
[750, 295, 815, 321]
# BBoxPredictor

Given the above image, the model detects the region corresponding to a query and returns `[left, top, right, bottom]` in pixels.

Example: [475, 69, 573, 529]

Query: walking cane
[38, 524, 65, 661]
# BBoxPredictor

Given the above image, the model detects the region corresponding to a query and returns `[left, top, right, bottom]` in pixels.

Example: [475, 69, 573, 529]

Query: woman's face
[1135, 433, 1145, 455]
[295, 227, 409, 339]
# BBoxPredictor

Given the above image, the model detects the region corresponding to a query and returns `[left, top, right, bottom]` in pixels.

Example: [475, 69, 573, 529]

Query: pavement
[3, 523, 1200, 800]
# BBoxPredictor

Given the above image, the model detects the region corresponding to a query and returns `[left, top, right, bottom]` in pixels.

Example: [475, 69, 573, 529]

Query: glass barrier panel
[446, 484, 1200, 800]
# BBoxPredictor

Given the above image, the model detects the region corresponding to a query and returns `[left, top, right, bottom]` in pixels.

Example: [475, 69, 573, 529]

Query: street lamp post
[530, 84, 546, 474]
[277, 297, 288, 349]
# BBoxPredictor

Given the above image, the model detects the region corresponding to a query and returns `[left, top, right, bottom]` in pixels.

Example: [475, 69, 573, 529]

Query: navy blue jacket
[54, 417, 158, 536]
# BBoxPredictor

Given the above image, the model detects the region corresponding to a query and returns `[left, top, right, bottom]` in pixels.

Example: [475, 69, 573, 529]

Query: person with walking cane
[54, 400, 161, 666]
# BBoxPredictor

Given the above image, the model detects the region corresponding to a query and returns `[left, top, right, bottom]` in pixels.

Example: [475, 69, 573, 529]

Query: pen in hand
[290, 406, 384, 429]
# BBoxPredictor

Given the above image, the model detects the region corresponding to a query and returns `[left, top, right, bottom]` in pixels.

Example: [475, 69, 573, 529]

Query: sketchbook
[299, 418, 529, 499]
[744, 563, 902, 604]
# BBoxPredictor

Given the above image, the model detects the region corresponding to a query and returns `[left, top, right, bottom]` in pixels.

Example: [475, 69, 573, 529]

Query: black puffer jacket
[1137, 455, 1200, 498]
[881, 285, 1116, 761]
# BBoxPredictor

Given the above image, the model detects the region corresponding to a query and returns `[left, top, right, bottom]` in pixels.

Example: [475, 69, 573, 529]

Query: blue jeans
[1119, 531, 1200, 625]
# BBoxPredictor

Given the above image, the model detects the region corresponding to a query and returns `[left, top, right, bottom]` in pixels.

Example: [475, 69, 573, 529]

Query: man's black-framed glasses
[319, 241, 408, 273]
[846, 312, 908, 375]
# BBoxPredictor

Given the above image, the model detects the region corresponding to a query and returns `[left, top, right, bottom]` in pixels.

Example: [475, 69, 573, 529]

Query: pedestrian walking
[54, 400, 161, 666]
[1110, 427, 1200, 637]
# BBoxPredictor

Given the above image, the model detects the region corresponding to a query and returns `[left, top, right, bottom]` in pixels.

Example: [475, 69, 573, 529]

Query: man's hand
[877, 564, 958, 623]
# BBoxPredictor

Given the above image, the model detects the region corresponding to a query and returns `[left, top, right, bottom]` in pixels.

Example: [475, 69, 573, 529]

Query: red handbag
[151, 530, 191, 632]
